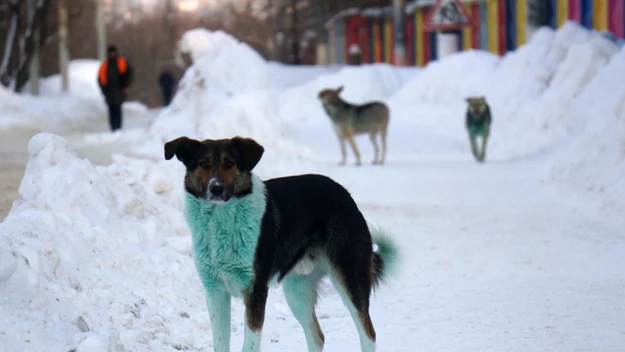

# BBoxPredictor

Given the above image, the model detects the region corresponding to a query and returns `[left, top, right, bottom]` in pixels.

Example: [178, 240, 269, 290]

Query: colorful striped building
[324, 0, 625, 66]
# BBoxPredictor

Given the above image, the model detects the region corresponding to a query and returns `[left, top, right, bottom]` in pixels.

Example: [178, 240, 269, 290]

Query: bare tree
[14, 0, 51, 92]
[58, 0, 68, 91]
[95, 0, 106, 61]
[0, 0, 20, 86]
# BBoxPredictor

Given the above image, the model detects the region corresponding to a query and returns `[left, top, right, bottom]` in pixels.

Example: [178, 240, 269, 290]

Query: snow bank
[150, 29, 270, 143]
[149, 28, 419, 159]
[3, 60, 148, 132]
[0, 84, 102, 132]
[34, 59, 148, 113]
[0, 133, 217, 351]
[545, 45, 625, 213]
[389, 22, 619, 159]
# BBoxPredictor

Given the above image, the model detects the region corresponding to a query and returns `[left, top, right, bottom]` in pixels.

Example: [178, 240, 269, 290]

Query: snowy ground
[1, 24, 624, 352]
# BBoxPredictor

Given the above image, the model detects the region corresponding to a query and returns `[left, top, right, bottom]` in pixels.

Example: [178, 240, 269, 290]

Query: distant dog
[164, 136, 399, 352]
[465, 96, 492, 162]
[318, 86, 390, 166]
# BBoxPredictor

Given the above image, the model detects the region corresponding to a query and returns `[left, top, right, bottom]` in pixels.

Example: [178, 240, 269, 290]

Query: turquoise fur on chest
[184, 175, 267, 297]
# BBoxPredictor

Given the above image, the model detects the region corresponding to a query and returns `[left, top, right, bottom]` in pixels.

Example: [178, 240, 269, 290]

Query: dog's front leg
[242, 283, 269, 352]
[206, 288, 232, 352]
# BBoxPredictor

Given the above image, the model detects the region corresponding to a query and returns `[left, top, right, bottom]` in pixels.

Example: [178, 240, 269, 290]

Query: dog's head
[318, 86, 344, 105]
[164, 136, 264, 203]
[465, 96, 487, 112]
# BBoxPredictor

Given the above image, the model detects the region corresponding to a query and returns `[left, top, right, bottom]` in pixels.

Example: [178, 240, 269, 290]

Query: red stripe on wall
[361, 18, 370, 64]
[568, 0, 581, 21]
[423, 7, 431, 64]
[405, 15, 413, 64]
[498, 0, 506, 55]
[375, 19, 383, 63]
[471, 2, 480, 49]
[608, 0, 624, 38]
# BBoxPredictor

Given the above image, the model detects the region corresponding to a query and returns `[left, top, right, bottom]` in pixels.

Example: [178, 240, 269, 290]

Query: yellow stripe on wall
[557, 0, 568, 27]
[593, 0, 608, 31]
[516, 0, 526, 45]
[462, 26, 472, 50]
[384, 19, 392, 63]
[487, 0, 499, 54]
[415, 10, 423, 66]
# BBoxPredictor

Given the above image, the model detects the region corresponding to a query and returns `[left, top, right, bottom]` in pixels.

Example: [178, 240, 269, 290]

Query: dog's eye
[222, 160, 235, 170]
[199, 161, 211, 169]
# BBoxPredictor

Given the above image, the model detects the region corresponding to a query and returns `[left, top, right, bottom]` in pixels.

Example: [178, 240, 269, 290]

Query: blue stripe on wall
[547, 0, 557, 28]
[479, 0, 488, 50]
[429, 31, 437, 60]
[336, 19, 344, 64]
[506, 0, 516, 50]
[581, 0, 593, 29]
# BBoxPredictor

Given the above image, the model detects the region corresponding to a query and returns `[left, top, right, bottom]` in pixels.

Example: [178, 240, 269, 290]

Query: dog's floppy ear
[164, 136, 201, 166]
[231, 136, 264, 171]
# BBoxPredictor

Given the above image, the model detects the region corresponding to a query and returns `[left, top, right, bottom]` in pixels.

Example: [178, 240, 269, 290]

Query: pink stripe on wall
[568, 0, 581, 22]
[608, 0, 624, 38]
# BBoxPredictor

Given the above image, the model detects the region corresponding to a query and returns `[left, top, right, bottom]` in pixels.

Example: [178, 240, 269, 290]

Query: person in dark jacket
[158, 69, 176, 106]
[97, 46, 133, 132]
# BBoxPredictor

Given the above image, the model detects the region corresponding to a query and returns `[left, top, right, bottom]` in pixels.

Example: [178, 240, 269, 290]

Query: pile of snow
[150, 29, 271, 143]
[3, 60, 148, 132]
[545, 45, 625, 213]
[0, 84, 102, 132]
[0, 133, 212, 351]
[148, 28, 419, 163]
[389, 21, 619, 159]
[33, 59, 148, 114]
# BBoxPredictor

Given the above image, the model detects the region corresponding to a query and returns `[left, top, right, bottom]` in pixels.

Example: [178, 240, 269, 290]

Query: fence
[325, 0, 625, 66]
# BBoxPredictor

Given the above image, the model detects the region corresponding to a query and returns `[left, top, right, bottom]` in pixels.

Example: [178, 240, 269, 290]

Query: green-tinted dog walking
[465, 96, 493, 163]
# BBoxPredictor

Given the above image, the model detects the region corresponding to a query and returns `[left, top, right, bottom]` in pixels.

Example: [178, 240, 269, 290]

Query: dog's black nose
[209, 184, 224, 196]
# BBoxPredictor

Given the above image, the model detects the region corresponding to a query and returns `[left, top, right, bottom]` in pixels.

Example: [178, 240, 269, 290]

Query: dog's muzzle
[207, 178, 231, 202]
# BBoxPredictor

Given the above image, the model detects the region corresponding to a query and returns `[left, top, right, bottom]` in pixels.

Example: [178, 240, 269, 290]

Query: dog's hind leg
[479, 129, 490, 162]
[369, 132, 380, 164]
[205, 288, 232, 352]
[327, 256, 376, 351]
[282, 268, 326, 352]
[379, 123, 388, 165]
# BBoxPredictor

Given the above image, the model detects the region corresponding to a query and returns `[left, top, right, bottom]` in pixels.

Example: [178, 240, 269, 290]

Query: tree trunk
[29, 0, 40, 95]
[58, 0, 69, 92]
[14, 0, 50, 93]
[0, 0, 20, 87]
[95, 0, 106, 61]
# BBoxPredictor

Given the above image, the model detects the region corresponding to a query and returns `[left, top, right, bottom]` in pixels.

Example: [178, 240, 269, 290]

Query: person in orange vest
[97, 45, 133, 132]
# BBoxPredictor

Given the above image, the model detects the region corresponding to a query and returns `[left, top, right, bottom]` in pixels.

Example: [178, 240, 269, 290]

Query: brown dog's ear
[231, 137, 264, 171]
[336, 86, 344, 93]
[164, 136, 201, 166]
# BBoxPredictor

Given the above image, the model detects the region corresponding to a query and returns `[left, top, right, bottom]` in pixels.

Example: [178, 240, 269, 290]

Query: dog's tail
[370, 226, 400, 289]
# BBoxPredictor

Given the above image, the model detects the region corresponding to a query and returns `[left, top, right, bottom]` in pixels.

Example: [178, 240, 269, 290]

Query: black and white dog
[165, 136, 399, 352]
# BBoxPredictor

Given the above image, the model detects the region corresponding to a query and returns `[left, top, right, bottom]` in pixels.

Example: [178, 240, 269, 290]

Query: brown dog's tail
[370, 226, 399, 289]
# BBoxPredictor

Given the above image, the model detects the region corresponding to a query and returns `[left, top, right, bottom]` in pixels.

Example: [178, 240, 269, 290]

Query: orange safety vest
[98, 57, 128, 86]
